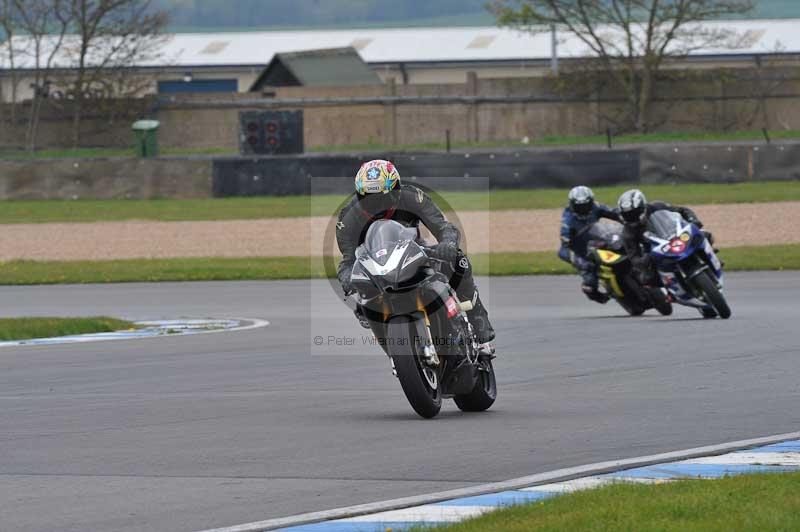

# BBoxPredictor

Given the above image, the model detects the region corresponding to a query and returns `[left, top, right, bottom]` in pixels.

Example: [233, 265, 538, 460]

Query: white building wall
[3, 55, 799, 103]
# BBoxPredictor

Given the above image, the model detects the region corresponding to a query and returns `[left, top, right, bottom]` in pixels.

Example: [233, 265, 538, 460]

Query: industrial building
[2, 19, 800, 101]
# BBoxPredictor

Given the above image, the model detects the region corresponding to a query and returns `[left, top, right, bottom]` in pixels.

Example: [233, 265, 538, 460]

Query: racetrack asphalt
[0, 273, 798, 532]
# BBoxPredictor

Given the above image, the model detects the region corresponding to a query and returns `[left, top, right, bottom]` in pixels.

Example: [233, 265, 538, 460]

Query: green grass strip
[4, 129, 800, 161]
[416, 471, 800, 532]
[0, 257, 329, 284]
[478, 245, 800, 276]
[0, 244, 796, 285]
[0, 181, 798, 224]
[0, 317, 136, 341]
[0, 146, 236, 159]
[310, 129, 800, 152]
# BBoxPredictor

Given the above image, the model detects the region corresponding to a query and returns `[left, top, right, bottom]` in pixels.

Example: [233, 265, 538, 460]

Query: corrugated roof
[251, 47, 381, 89]
[3, 20, 800, 70]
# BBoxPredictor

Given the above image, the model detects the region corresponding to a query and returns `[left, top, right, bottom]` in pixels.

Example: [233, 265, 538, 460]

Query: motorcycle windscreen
[586, 221, 624, 249]
[364, 220, 419, 266]
[647, 210, 685, 239]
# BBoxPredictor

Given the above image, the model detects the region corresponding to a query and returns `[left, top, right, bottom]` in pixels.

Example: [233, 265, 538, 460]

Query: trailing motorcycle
[348, 220, 496, 419]
[586, 222, 672, 316]
[645, 210, 731, 319]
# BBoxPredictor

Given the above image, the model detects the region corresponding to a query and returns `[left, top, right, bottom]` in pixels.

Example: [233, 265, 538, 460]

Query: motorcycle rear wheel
[618, 298, 645, 316]
[694, 271, 731, 319]
[388, 317, 442, 419]
[454, 358, 497, 412]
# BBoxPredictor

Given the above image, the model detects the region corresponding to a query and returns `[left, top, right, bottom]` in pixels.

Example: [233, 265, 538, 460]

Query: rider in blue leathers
[558, 186, 621, 303]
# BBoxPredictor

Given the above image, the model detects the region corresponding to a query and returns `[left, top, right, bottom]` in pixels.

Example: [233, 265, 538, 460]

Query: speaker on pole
[239, 110, 304, 155]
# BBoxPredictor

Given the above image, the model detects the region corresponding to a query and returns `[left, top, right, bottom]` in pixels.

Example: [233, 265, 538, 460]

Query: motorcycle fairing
[645, 211, 724, 309]
[598, 262, 625, 298]
[351, 239, 426, 292]
[645, 214, 700, 263]
[597, 249, 624, 265]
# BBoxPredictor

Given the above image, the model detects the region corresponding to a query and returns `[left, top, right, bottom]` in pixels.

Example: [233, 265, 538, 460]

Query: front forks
[419, 312, 440, 367]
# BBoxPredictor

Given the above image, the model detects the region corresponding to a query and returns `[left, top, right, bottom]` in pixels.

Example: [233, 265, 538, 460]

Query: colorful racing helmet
[355, 160, 401, 215]
[355, 159, 400, 195]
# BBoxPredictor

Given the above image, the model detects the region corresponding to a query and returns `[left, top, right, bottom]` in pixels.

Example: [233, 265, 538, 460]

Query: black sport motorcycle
[586, 221, 673, 316]
[348, 220, 496, 419]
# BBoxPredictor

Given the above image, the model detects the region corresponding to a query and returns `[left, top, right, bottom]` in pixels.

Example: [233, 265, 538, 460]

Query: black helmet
[617, 189, 648, 225]
[568, 186, 595, 219]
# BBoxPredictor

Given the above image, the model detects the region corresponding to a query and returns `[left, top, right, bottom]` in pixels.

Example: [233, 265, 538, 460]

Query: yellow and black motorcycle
[586, 222, 673, 316]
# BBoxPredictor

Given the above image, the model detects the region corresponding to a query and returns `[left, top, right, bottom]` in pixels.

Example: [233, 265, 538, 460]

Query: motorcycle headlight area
[351, 263, 379, 298]
[354, 243, 426, 289]
[661, 234, 690, 254]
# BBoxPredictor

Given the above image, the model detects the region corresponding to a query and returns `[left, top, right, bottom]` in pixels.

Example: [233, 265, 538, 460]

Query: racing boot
[579, 269, 608, 304]
[582, 284, 609, 304]
[449, 253, 495, 356]
[465, 294, 495, 358]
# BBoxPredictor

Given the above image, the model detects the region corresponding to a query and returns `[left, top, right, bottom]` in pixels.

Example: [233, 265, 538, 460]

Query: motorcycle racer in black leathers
[336, 159, 495, 346]
[558, 186, 621, 303]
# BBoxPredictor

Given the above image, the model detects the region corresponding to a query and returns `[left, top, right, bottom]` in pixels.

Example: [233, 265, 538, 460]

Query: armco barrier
[0, 157, 213, 200]
[212, 149, 641, 196]
[1, 142, 798, 200]
[641, 143, 800, 184]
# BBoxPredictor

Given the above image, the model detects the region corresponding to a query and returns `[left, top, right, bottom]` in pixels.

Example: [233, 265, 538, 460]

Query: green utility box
[132, 120, 160, 158]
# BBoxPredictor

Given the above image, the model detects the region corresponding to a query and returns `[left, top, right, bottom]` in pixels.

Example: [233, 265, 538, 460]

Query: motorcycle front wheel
[694, 271, 731, 319]
[388, 316, 442, 419]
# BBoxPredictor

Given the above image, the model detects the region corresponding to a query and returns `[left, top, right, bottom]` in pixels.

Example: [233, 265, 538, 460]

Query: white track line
[684, 452, 800, 466]
[344, 505, 494, 523]
[0, 318, 269, 348]
[197, 430, 800, 532]
[522, 475, 667, 493]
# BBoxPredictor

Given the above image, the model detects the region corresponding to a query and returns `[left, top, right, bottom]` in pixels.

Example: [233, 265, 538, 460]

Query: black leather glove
[432, 241, 459, 263]
[686, 213, 703, 228]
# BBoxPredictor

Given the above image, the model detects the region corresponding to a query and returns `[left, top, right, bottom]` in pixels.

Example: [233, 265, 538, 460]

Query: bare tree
[12, 0, 72, 151]
[63, 0, 168, 147]
[0, 0, 21, 135]
[490, 0, 755, 133]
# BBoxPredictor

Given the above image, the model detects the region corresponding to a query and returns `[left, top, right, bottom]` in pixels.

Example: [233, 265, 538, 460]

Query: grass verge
[311, 129, 800, 152]
[0, 146, 236, 159]
[0, 181, 798, 224]
[416, 471, 800, 532]
[0, 244, 796, 285]
[4, 129, 799, 161]
[477, 245, 800, 276]
[0, 317, 136, 341]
